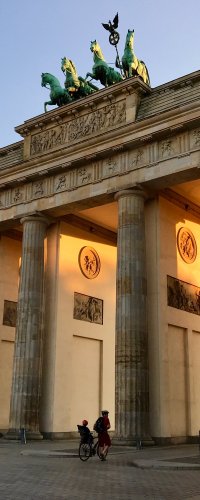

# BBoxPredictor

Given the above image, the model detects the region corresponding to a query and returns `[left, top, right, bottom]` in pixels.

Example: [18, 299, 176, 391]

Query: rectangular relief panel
[167, 275, 200, 316]
[73, 292, 103, 325]
[3, 300, 17, 327]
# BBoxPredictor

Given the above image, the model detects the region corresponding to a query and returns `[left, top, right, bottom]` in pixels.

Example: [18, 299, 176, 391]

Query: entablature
[1, 71, 200, 226]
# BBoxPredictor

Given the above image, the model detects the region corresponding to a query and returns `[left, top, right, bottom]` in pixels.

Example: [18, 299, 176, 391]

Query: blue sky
[1, 0, 200, 147]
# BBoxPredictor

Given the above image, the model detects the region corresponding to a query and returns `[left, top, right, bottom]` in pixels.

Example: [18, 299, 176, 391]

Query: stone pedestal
[114, 189, 152, 444]
[7, 214, 48, 439]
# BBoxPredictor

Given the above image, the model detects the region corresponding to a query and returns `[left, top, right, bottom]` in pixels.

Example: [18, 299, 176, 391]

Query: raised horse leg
[44, 100, 54, 113]
[85, 72, 96, 82]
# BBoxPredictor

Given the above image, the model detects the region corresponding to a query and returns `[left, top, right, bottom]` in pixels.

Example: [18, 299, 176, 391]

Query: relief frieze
[55, 174, 67, 192]
[103, 157, 119, 177]
[30, 124, 68, 156]
[13, 188, 23, 204]
[192, 129, 200, 147]
[1, 126, 200, 210]
[68, 102, 125, 142]
[33, 181, 45, 197]
[160, 139, 174, 158]
[129, 149, 145, 170]
[167, 275, 200, 316]
[30, 101, 126, 156]
[77, 168, 92, 185]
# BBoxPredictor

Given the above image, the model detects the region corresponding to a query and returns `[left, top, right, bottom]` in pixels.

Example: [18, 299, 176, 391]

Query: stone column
[8, 214, 48, 439]
[115, 189, 151, 444]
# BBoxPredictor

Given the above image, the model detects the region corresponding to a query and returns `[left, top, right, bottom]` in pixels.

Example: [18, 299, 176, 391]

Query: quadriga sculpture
[119, 29, 150, 86]
[61, 57, 98, 98]
[41, 72, 72, 112]
[86, 40, 123, 87]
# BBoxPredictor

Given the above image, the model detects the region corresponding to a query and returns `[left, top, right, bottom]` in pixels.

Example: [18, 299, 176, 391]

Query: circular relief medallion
[177, 227, 197, 263]
[78, 246, 101, 279]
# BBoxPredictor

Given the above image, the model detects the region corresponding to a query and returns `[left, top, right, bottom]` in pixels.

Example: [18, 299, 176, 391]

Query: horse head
[126, 29, 135, 48]
[41, 72, 61, 89]
[41, 73, 48, 87]
[90, 40, 97, 53]
[61, 58, 77, 75]
[61, 57, 67, 73]
[90, 40, 105, 61]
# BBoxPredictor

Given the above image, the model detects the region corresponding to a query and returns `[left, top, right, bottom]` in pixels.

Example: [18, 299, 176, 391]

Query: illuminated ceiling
[77, 179, 200, 232]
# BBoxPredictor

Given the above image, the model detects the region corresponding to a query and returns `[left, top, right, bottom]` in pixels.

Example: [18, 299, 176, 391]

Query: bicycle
[77, 424, 104, 461]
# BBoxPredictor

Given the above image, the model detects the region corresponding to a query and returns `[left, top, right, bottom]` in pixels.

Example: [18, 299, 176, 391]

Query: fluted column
[115, 189, 151, 444]
[8, 214, 48, 439]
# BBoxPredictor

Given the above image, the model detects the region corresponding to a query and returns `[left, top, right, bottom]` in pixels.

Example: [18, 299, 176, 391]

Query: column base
[112, 435, 155, 447]
[4, 429, 43, 441]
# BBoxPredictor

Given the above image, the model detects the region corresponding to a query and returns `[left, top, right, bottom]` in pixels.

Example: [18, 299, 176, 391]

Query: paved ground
[1, 438, 200, 499]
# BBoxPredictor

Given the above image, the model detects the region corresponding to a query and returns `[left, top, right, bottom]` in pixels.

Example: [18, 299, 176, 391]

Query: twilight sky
[1, 0, 200, 147]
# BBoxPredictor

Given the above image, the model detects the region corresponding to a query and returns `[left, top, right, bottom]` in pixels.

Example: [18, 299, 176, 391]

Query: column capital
[20, 212, 50, 226]
[114, 188, 147, 202]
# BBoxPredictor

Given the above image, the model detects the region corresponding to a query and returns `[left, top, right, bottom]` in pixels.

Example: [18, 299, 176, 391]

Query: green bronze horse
[85, 40, 123, 87]
[41, 72, 72, 112]
[120, 30, 150, 86]
[61, 57, 98, 98]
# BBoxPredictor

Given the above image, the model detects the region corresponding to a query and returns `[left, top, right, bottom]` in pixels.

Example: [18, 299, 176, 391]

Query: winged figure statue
[102, 13, 120, 46]
[102, 12, 119, 34]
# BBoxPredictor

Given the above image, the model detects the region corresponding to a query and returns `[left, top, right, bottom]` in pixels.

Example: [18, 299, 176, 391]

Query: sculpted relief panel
[30, 102, 126, 156]
[129, 148, 145, 169]
[0, 127, 200, 211]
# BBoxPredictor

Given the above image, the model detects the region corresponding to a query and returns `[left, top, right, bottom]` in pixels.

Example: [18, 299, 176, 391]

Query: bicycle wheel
[79, 442, 91, 461]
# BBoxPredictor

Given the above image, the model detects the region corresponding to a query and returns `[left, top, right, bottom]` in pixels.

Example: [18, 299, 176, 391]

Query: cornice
[1, 99, 200, 189]
[0, 123, 200, 217]
[0, 141, 23, 155]
[150, 69, 200, 92]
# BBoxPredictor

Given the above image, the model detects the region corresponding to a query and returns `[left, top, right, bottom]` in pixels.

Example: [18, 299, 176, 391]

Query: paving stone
[0, 440, 200, 499]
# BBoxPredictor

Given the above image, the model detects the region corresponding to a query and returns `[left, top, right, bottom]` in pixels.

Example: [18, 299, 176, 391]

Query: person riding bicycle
[97, 410, 111, 460]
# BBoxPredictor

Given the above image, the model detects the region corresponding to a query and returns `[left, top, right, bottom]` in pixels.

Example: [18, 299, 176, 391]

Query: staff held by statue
[102, 12, 122, 75]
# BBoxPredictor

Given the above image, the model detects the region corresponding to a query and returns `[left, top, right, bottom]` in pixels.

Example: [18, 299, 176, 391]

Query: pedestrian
[94, 410, 111, 460]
